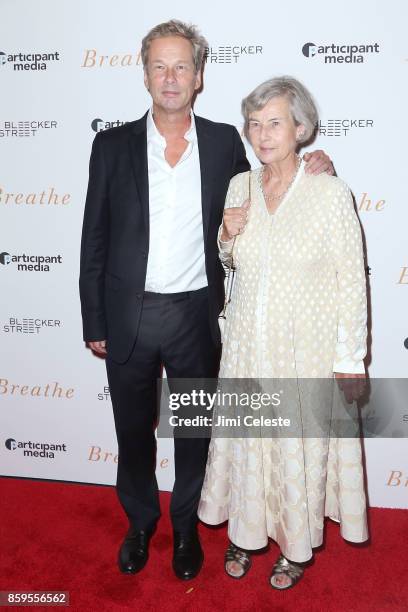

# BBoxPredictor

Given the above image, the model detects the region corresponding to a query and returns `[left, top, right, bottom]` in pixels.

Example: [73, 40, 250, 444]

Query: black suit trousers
[106, 286, 221, 532]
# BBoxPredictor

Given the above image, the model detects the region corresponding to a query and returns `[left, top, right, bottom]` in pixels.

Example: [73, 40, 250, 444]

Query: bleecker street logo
[0, 50, 61, 71]
[318, 119, 374, 137]
[5, 437, 67, 459]
[204, 44, 263, 64]
[98, 385, 110, 400]
[2, 317, 61, 334]
[0, 251, 62, 271]
[91, 118, 127, 133]
[302, 42, 380, 63]
[0, 120, 58, 138]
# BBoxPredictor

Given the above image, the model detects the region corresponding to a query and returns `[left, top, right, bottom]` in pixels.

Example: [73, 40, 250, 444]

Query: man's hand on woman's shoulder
[303, 150, 335, 176]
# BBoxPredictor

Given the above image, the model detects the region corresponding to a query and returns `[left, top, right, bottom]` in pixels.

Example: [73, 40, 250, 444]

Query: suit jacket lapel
[128, 113, 149, 233]
[195, 115, 214, 246]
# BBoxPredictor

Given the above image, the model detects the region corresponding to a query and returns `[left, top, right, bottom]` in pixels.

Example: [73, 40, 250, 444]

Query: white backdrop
[1, 0, 407, 508]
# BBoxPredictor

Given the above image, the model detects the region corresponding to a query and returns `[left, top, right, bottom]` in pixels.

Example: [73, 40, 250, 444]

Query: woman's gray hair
[141, 20, 208, 74]
[241, 76, 319, 143]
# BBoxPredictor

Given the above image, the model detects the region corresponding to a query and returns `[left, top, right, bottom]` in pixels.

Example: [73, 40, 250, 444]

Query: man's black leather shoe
[118, 527, 153, 574]
[172, 530, 204, 580]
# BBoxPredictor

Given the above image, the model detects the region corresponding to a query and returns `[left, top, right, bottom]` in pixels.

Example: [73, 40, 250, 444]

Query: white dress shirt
[145, 109, 207, 293]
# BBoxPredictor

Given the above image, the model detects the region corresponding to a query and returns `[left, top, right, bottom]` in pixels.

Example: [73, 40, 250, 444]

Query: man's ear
[194, 70, 202, 92]
[143, 69, 149, 91]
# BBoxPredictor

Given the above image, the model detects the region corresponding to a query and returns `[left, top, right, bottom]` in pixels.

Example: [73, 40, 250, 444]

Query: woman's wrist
[220, 227, 233, 242]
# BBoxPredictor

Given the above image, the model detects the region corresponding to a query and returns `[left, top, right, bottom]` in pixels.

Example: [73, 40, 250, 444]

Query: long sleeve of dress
[329, 179, 367, 374]
[217, 224, 234, 266]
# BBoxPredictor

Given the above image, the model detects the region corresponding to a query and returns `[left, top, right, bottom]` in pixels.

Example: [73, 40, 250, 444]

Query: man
[79, 19, 333, 581]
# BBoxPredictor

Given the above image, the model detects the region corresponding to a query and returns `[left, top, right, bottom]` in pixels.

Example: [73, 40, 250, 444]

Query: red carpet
[0, 477, 407, 611]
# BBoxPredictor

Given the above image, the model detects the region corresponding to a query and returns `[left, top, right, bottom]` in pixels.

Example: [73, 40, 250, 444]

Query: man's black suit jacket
[79, 112, 250, 363]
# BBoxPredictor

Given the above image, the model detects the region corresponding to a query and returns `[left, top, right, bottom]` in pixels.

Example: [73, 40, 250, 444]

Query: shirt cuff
[333, 359, 365, 375]
[217, 224, 234, 252]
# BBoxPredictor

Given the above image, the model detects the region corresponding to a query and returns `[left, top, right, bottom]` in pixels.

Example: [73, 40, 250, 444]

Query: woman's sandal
[224, 541, 252, 579]
[269, 553, 305, 590]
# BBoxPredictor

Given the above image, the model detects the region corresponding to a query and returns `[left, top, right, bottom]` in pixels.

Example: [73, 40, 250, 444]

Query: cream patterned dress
[198, 161, 368, 562]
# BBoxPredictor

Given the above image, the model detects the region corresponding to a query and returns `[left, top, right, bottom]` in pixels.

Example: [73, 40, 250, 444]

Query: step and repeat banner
[1, 0, 407, 508]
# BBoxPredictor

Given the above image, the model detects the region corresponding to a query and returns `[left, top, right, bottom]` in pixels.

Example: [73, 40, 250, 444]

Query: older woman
[198, 76, 368, 589]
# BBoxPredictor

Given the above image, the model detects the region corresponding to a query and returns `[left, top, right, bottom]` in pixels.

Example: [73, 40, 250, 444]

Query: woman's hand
[221, 199, 251, 242]
[335, 372, 366, 403]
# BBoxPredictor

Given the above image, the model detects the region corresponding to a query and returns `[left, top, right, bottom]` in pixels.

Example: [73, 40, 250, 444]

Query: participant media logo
[0, 50, 61, 71]
[91, 118, 127, 133]
[0, 120, 58, 138]
[302, 42, 380, 63]
[2, 317, 61, 334]
[5, 437, 67, 459]
[204, 44, 263, 64]
[0, 251, 63, 271]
